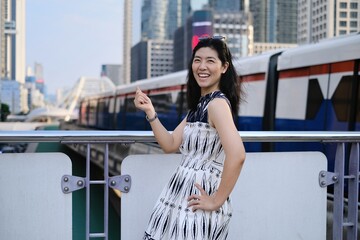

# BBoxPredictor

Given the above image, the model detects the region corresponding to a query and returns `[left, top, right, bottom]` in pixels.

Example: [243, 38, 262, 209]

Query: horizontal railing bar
[89, 180, 106, 184]
[344, 175, 356, 179]
[89, 233, 106, 237]
[61, 140, 136, 144]
[343, 222, 354, 227]
[0, 131, 360, 143]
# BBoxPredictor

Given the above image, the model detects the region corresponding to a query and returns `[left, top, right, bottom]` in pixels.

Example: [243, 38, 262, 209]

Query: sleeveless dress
[144, 91, 232, 240]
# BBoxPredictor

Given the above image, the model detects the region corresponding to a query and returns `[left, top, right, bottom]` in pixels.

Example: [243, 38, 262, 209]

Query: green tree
[0, 103, 10, 122]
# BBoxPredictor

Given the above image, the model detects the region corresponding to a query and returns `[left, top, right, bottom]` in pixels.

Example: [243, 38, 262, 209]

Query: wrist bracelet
[146, 112, 158, 122]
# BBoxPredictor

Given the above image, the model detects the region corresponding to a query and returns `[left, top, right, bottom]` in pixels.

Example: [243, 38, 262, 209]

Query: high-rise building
[298, 0, 360, 44]
[173, 16, 193, 72]
[141, 0, 191, 40]
[0, 0, 4, 78]
[1, 79, 28, 113]
[131, 39, 173, 82]
[213, 11, 254, 58]
[173, 10, 254, 71]
[131, 41, 148, 82]
[25, 75, 45, 110]
[130, 0, 191, 81]
[34, 62, 43, 81]
[209, 0, 241, 11]
[250, 0, 298, 43]
[0, 0, 26, 83]
[101, 64, 123, 86]
[123, 0, 132, 84]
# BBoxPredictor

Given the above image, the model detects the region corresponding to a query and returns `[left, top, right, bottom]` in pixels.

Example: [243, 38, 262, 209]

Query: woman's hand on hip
[187, 183, 221, 212]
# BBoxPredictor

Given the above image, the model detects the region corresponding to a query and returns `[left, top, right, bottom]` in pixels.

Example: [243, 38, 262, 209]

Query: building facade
[131, 40, 173, 82]
[209, 0, 241, 11]
[250, 0, 298, 43]
[173, 9, 254, 71]
[253, 42, 297, 55]
[0, 0, 26, 83]
[141, 0, 191, 40]
[1, 79, 28, 113]
[131, 41, 148, 82]
[101, 64, 123, 86]
[25, 75, 45, 110]
[123, 0, 132, 84]
[213, 11, 254, 58]
[298, 0, 360, 44]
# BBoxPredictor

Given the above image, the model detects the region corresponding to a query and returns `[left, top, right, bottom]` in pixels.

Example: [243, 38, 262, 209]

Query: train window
[332, 76, 360, 122]
[175, 91, 188, 114]
[306, 79, 324, 120]
[109, 97, 115, 113]
[125, 97, 137, 113]
[115, 96, 122, 113]
[98, 99, 105, 113]
[150, 93, 172, 113]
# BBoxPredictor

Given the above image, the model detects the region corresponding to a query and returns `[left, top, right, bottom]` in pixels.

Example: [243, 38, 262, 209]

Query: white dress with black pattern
[144, 91, 232, 240]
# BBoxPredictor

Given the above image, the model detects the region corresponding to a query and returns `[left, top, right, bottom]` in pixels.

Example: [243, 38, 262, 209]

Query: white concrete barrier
[121, 152, 327, 240]
[0, 153, 72, 240]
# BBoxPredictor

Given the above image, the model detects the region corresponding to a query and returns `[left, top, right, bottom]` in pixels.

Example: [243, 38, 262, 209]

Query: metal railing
[0, 130, 359, 240]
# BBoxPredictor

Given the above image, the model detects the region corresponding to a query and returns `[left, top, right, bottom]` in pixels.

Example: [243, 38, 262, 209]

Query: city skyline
[26, 0, 142, 95]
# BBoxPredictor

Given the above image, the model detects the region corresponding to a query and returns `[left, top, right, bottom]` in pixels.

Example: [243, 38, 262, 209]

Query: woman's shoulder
[210, 91, 230, 106]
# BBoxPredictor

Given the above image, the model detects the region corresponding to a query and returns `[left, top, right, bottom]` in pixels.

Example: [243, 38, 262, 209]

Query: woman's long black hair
[186, 37, 243, 117]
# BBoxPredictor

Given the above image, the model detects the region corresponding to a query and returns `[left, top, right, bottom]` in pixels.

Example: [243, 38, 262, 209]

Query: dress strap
[187, 91, 230, 123]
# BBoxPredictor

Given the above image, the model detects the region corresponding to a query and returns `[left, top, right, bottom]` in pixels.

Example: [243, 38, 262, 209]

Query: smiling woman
[134, 37, 246, 240]
[26, 0, 141, 96]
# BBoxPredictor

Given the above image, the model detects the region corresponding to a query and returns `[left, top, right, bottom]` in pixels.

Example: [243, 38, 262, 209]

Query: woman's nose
[199, 61, 206, 69]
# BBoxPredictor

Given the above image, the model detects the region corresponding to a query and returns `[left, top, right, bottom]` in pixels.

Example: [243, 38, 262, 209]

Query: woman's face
[192, 47, 228, 95]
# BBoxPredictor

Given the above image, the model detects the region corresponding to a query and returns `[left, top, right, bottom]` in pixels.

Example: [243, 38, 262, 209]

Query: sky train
[77, 33, 360, 166]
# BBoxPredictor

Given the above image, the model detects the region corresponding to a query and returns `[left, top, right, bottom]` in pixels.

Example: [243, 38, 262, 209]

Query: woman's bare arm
[134, 88, 186, 153]
[188, 98, 246, 211]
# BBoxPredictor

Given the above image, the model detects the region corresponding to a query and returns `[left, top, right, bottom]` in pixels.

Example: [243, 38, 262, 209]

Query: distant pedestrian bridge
[25, 76, 115, 122]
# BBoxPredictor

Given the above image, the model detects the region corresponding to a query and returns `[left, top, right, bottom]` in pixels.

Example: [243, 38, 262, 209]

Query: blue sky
[26, 0, 141, 95]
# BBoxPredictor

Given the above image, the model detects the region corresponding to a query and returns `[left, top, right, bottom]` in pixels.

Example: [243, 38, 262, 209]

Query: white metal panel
[278, 33, 360, 71]
[312, 73, 330, 100]
[240, 80, 266, 117]
[276, 77, 309, 120]
[115, 70, 188, 95]
[121, 152, 327, 240]
[234, 50, 282, 76]
[0, 153, 72, 240]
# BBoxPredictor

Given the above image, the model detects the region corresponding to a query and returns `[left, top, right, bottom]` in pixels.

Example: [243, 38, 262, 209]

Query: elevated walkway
[0, 131, 358, 239]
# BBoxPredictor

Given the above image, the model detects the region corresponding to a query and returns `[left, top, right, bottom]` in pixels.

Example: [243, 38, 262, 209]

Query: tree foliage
[1, 103, 10, 121]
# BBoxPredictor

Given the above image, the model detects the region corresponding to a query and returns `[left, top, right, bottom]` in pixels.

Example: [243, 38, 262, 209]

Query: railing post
[86, 143, 91, 240]
[347, 143, 359, 240]
[104, 144, 109, 240]
[333, 143, 345, 240]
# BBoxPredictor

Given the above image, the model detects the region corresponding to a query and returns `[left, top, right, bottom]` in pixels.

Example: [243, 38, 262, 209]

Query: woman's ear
[222, 62, 229, 73]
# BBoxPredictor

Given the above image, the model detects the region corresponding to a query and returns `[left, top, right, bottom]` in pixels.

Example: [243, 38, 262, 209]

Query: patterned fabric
[144, 91, 232, 240]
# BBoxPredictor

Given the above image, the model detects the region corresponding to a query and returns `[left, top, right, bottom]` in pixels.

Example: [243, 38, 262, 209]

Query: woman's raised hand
[134, 87, 155, 115]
